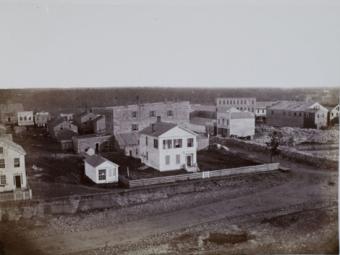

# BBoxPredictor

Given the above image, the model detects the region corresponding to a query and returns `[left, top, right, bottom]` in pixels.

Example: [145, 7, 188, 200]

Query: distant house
[74, 111, 98, 134]
[34, 112, 51, 127]
[59, 113, 74, 121]
[188, 117, 216, 135]
[216, 107, 255, 138]
[255, 101, 277, 123]
[56, 129, 78, 151]
[0, 103, 24, 125]
[0, 138, 31, 199]
[17, 111, 34, 126]
[267, 101, 328, 129]
[84, 154, 119, 184]
[48, 117, 78, 139]
[92, 115, 106, 134]
[139, 122, 198, 172]
[72, 134, 114, 154]
[115, 132, 139, 158]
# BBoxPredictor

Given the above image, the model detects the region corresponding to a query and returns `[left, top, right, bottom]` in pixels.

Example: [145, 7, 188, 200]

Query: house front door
[15, 175, 21, 189]
[186, 155, 192, 167]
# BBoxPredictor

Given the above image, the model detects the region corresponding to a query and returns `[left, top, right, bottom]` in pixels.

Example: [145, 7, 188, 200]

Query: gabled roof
[139, 122, 177, 137]
[92, 115, 104, 122]
[0, 138, 26, 155]
[48, 117, 69, 127]
[268, 101, 318, 111]
[115, 132, 139, 148]
[85, 154, 117, 168]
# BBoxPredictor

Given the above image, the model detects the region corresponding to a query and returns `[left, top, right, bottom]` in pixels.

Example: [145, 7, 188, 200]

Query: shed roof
[85, 154, 117, 168]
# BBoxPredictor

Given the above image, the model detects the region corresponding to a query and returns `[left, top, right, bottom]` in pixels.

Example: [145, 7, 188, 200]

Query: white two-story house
[0, 138, 28, 193]
[139, 122, 198, 172]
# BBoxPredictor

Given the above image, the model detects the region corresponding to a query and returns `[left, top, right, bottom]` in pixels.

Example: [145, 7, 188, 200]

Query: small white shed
[84, 154, 119, 184]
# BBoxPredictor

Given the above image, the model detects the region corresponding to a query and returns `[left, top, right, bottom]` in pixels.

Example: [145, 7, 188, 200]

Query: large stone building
[266, 101, 328, 129]
[92, 101, 191, 135]
[216, 97, 257, 113]
[17, 111, 34, 126]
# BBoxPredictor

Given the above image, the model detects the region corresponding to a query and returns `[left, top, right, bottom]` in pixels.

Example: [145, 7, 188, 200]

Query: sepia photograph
[0, 0, 339, 254]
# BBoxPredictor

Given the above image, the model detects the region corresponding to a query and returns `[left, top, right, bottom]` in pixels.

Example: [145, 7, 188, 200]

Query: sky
[0, 0, 340, 89]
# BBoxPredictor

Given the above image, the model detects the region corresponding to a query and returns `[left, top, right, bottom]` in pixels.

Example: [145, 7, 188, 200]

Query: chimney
[157, 116, 161, 123]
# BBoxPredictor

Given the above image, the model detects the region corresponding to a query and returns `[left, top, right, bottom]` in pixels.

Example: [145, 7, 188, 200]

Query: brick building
[266, 101, 328, 129]
[216, 97, 256, 113]
[92, 101, 190, 135]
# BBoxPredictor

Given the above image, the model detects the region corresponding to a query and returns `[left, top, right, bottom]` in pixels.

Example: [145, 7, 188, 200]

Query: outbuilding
[84, 154, 119, 184]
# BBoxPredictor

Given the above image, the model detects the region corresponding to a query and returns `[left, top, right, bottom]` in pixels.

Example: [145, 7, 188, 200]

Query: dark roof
[268, 101, 316, 111]
[92, 115, 104, 122]
[115, 132, 139, 148]
[85, 154, 117, 167]
[139, 122, 177, 137]
[56, 129, 78, 141]
[48, 117, 68, 127]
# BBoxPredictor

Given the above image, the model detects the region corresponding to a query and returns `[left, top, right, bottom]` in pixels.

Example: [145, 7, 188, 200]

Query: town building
[188, 117, 216, 135]
[0, 103, 24, 125]
[328, 104, 339, 125]
[48, 117, 78, 139]
[115, 132, 140, 158]
[255, 101, 277, 123]
[216, 97, 257, 113]
[72, 134, 114, 154]
[0, 138, 31, 200]
[92, 101, 191, 135]
[84, 154, 119, 184]
[74, 111, 99, 134]
[56, 129, 78, 151]
[216, 107, 255, 138]
[92, 115, 106, 134]
[266, 101, 328, 129]
[34, 112, 51, 127]
[60, 113, 74, 121]
[17, 111, 34, 126]
[139, 122, 198, 172]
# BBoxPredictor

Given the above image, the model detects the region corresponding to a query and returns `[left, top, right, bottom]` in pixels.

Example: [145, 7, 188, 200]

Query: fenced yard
[120, 163, 280, 188]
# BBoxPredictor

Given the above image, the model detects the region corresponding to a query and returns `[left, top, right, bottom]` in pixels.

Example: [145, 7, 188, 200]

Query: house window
[167, 110, 173, 117]
[174, 139, 182, 148]
[0, 175, 6, 185]
[146, 152, 148, 160]
[0, 147, 3, 154]
[136, 149, 138, 155]
[176, 154, 180, 164]
[24, 116, 27, 121]
[14, 158, 20, 167]
[223, 100, 225, 105]
[222, 119, 225, 125]
[153, 139, 158, 149]
[165, 155, 170, 165]
[262, 109, 264, 113]
[132, 111, 137, 118]
[294, 112, 296, 116]
[163, 139, 172, 149]
[299, 112, 302, 117]
[149, 111, 156, 117]
[20, 117, 23, 121]
[98, 169, 106, 180]
[0, 159, 5, 168]
[227, 119, 229, 125]
[146, 136, 148, 146]
[187, 138, 194, 147]
[271, 110, 274, 115]
[132, 124, 139, 131]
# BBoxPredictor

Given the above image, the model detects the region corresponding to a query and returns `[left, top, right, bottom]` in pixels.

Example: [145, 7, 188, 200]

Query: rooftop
[139, 122, 177, 137]
[85, 154, 116, 168]
[0, 138, 26, 155]
[268, 101, 318, 111]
